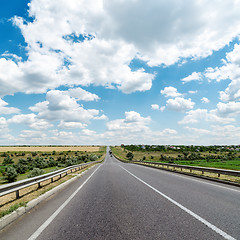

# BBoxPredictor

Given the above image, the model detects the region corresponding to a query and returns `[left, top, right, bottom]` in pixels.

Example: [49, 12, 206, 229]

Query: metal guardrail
[0, 160, 101, 200]
[136, 161, 240, 177]
[112, 152, 240, 184]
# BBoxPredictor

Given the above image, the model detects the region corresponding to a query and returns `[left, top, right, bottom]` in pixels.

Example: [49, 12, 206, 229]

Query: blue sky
[1, 0, 240, 145]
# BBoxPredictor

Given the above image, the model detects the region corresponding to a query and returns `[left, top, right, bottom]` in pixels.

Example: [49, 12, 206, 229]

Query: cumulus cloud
[184, 126, 211, 134]
[8, 113, 53, 130]
[217, 101, 240, 116]
[107, 111, 151, 132]
[179, 109, 234, 124]
[161, 86, 182, 98]
[194, 43, 240, 102]
[151, 104, 165, 111]
[166, 97, 195, 112]
[19, 130, 47, 139]
[0, 98, 20, 114]
[29, 90, 105, 128]
[0, 117, 8, 129]
[58, 121, 87, 129]
[201, 97, 210, 103]
[151, 104, 160, 110]
[182, 72, 202, 83]
[0, 0, 239, 97]
[68, 88, 100, 101]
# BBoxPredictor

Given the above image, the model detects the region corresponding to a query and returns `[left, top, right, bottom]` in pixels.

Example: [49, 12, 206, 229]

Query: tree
[3, 155, 14, 165]
[28, 168, 44, 178]
[5, 167, 18, 182]
[126, 152, 134, 160]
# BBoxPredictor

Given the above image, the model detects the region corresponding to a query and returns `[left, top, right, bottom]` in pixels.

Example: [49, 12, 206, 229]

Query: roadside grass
[111, 146, 240, 171]
[0, 146, 106, 184]
[0, 160, 103, 219]
[0, 202, 27, 218]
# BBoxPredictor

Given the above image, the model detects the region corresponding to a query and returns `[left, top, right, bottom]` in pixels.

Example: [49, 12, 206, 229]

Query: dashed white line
[28, 165, 101, 240]
[120, 165, 236, 240]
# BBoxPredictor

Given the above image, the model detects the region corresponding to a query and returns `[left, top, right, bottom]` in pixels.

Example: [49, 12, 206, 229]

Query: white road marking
[28, 165, 101, 240]
[120, 165, 236, 240]
[134, 162, 240, 193]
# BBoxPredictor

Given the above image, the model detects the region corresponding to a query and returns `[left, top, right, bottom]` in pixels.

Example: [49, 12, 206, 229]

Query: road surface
[0, 148, 239, 239]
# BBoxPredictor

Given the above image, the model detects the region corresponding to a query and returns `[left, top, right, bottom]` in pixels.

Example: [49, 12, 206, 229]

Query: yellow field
[0, 146, 100, 152]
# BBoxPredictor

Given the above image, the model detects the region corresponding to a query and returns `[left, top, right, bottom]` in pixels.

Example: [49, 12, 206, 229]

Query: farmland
[111, 145, 240, 170]
[0, 146, 100, 153]
[0, 146, 106, 184]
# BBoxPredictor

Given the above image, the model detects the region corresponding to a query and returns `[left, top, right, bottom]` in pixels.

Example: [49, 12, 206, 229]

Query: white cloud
[0, 117, 8, 129]
[68, 88, 100, 101]
[179, 108, 235, 124]
[184, 126, 211, 134]
[107, 111, 151, 132]
[211, 125, 240, 139]
[8, 113, 53, 130]
[82, 129, 96, 136]
[161, 86, 182, 98]
[188, 90, 198, 94]
[201, 43, 240, 102]
[182, 72, 202, 83]
[151, 104, 165, 111]
[217, 101, 240, 116]
[58, 121, 86, 129]
[166, 97, 195, 112]
[0, 0, 239, 98]
[201, 97, 210, 103]
[151, 104, 159, 110]
[0, 98, 20, 114]
[19, 130, 47, 139]
[29, 90, 104, 128]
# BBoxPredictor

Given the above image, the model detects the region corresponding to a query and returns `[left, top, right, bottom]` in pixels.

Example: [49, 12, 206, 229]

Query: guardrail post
[218, 173, 220, 177]
[38, 182, 41, 188]
[16, 190, 19, 199]
[51, 177, 53, 183]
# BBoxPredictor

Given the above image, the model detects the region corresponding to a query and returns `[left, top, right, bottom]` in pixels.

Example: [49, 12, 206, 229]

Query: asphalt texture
[0, 148, 240, 239]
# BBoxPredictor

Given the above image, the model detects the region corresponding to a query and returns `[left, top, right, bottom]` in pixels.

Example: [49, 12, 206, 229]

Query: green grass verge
[0, 202, 27, 218]
[112, 146, 240, 171]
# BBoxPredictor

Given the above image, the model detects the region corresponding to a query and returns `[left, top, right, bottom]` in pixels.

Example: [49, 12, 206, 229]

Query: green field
[0, 146, 106, 184]
[112, 146, 240, 170]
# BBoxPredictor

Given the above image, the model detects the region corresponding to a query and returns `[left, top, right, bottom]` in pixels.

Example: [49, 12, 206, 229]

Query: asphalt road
[0, 148, 240, 239]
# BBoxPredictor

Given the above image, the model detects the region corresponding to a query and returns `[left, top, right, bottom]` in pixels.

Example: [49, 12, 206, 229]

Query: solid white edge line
[135, 162, 240, 193]
[27, 164, 101, 240]
[119, 165, 236, 240]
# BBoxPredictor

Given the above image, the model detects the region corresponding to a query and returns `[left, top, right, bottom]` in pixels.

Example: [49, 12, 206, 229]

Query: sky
[1, 0, 240, 146]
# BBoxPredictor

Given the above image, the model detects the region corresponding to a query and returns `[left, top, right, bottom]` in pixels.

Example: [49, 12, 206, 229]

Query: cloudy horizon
[1, 0, 240, 145]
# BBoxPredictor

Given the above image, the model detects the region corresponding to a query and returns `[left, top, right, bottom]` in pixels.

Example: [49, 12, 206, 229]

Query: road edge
[112, 153, 240, 188]
[0, 163, 100, 231]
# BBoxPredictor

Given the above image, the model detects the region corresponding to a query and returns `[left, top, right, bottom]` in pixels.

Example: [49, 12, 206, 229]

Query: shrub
[5, 166, 18, 182]
[2, 155, 14, 165]
[31, 152, 38, 157]
[126, 152, 134, 160]
[28, 168, 44, 178]
[1, 152, 7, 157]
[15, 163, 28, 174]
[89, 155, 98, 161]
